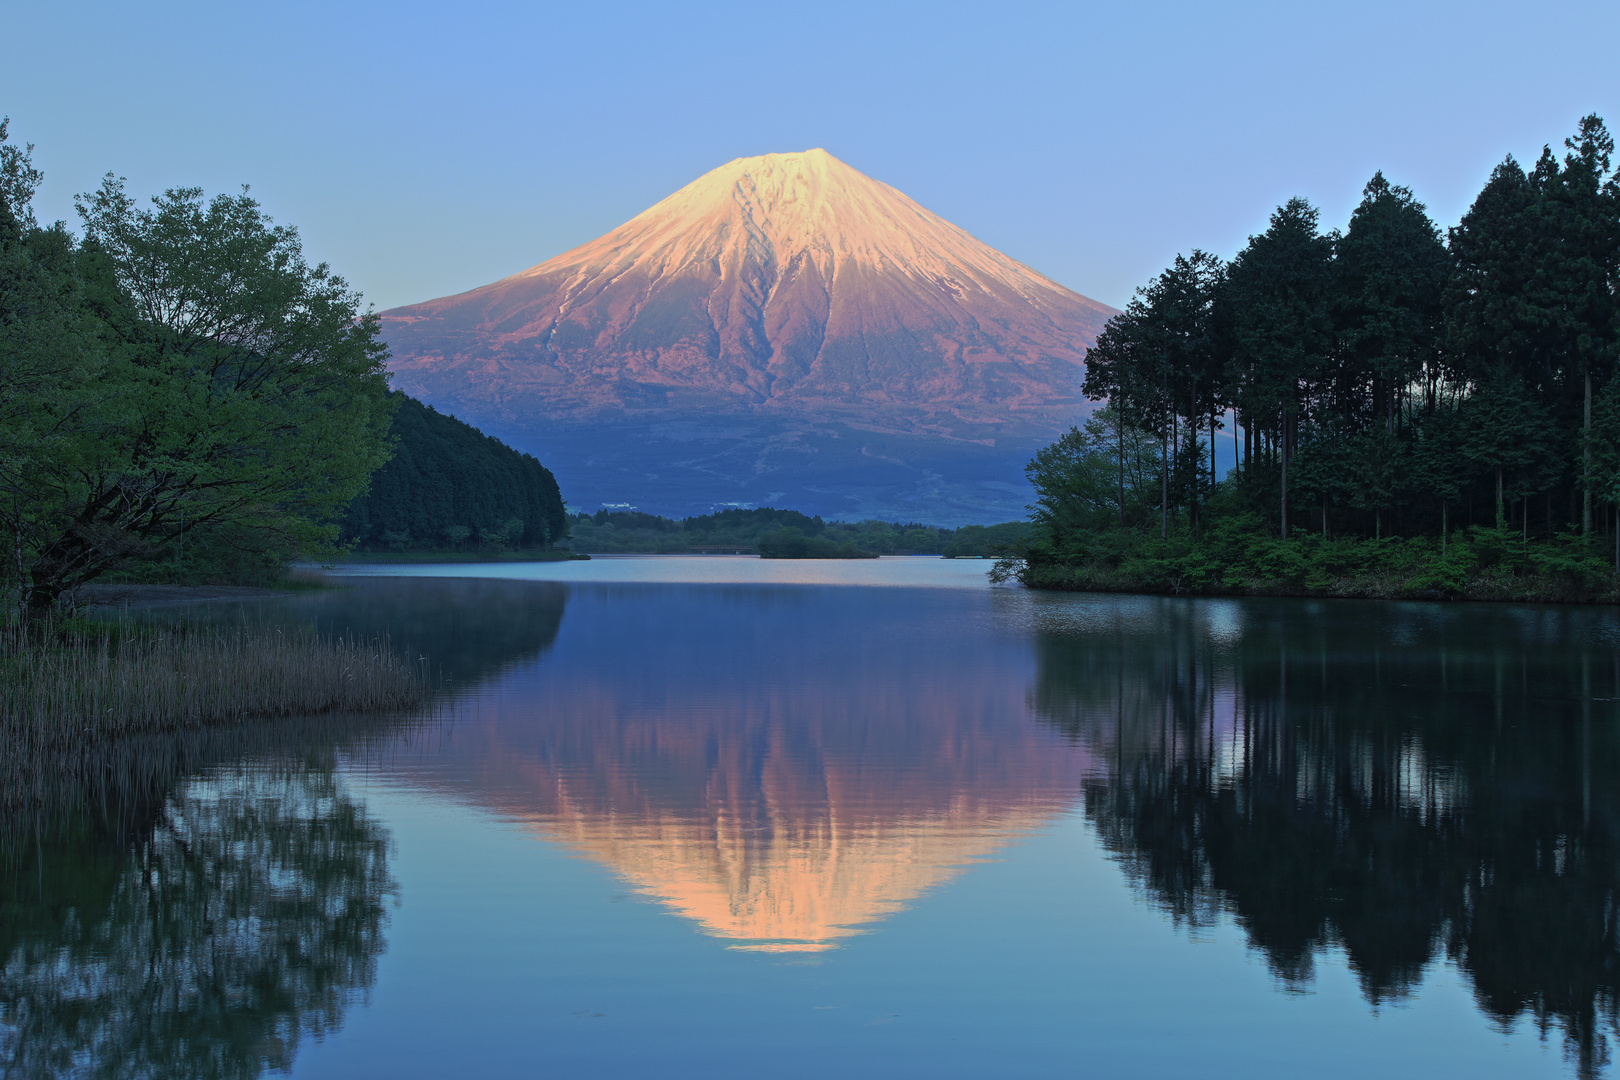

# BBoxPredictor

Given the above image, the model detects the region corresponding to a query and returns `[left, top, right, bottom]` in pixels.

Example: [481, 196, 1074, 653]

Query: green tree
[1409, 406, 1470, 552]
[1447, 117, 1620, 534]
[1083, 252, 1224, 535]
[340, 394, 568, 552]
[1222, 198, 1335, 538]
[1458, 373, 1558, 529]
[1025, 408, 1161, 552]
[1083, 297, 1165, 528]
[1332, 172, 1448, 432]
[0, 161, 395, 615]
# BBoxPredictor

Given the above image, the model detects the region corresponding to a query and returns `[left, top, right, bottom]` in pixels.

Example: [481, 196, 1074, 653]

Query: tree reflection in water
[1029, 595, 1620, 1080]
[0, 577, 571, 1079]
[0, 725, 399, 1080]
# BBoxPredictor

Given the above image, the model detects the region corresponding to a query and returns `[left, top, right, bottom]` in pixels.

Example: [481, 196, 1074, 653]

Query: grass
[1002, 520, 1620, 604]
[0, 619, 430, 748]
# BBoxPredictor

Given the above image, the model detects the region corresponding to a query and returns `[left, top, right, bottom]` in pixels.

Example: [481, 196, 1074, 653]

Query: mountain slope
[380, 150, 1114, 523]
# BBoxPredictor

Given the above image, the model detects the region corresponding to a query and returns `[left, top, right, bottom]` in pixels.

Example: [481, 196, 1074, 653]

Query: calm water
[5, 557, 1620, 1078]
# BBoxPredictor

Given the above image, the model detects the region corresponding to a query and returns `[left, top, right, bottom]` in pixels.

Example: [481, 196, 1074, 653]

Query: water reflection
[23, 571, 1620, 1077]
[1030, 594, 1620, 1079]
[0, 719, 406, 1080]
[378, 584, 1090, 951]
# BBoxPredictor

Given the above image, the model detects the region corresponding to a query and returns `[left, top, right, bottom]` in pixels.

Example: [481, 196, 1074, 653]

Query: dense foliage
[340, 394, 568, 552]
[0, 122, 395, 612]
[567, 507, 1026, 556]
[1015, 115, 1620, 600]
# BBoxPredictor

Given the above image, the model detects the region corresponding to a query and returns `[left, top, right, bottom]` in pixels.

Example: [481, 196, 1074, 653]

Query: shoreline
[1013, 564, 1620, 606]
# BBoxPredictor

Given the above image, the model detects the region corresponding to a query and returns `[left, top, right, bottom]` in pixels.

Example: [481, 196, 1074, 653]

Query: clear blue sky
[6, 0, 1617, 312]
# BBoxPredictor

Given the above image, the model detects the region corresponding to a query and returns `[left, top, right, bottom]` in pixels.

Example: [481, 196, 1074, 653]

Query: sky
[5, 0, 1618, 313]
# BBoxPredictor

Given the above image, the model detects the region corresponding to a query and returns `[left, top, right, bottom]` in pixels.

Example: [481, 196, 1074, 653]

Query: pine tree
[1333, 172, 1448, 434]
[1221, 198, 1335, 538]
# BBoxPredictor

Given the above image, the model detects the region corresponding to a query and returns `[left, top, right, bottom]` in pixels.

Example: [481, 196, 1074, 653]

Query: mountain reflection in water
[1028, 594, 1620, 1080]
[377, 584, 1092, 952]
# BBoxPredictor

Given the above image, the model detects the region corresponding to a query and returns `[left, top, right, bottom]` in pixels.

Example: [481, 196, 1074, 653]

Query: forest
[1010, 115, 1620, 601]
[566, 507, 1026, 557]
[339, 394, 569, 554]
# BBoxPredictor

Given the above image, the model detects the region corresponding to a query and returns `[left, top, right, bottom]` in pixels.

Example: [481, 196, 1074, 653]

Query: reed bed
[0, 621, 429, 748]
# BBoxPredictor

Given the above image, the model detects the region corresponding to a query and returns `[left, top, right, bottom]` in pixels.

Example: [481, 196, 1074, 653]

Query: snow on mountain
[378, 150, 1115, 523]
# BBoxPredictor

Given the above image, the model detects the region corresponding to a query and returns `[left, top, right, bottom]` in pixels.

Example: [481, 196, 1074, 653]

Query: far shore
[324, 549, 585, 564]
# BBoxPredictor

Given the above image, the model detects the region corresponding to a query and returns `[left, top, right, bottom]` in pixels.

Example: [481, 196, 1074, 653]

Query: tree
[1084, 298, 1163, 529]
[1082, 251, 1224, 536]
[0, 163, 395, 615]
[1458, 373, 1558, 529]
[1222, 198, 1335, 538]
[1025, 408, 1161, 551]
[1409, 406, 1470, 553]
[1448, 118, 1620, 534]
[1543, 117, 1620, 534]
[1332, 172, 1448, 432]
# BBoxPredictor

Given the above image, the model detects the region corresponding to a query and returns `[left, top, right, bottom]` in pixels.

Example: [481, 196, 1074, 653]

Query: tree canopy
[0, 124, 395, 613]
[340, 394, 569, 552]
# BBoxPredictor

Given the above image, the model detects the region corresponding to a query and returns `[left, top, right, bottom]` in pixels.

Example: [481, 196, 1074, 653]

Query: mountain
[379, 149, 1114, 524]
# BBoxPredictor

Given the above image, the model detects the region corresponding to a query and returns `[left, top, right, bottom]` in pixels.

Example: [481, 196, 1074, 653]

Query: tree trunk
[1188, 385, 1199, 536]
[1442, 502, 1448, 557]
[1496, 465, 1504, 529]
[24, 580, 61, 620]
[1160, 426, 1169, 541]
[1585, 367, 1593, 534]
[1280, 414, 1290, 541]
[1116, 414, 1125, 529]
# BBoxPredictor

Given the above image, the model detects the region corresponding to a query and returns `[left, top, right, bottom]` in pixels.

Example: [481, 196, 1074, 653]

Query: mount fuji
[378, 149, 1114, 524]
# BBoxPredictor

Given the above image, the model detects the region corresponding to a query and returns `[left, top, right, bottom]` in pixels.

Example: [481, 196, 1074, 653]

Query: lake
[4, 556, 1618, 1079]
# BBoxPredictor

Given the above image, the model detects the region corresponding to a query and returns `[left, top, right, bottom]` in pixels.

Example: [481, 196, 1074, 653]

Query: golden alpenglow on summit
[380, 150, 1115, 522]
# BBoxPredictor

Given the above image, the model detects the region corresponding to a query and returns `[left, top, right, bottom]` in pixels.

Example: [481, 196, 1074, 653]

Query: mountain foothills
[380, 149, 1114, 524]
[1008, 115, 1620, 603]
[341, 394, 569, 554]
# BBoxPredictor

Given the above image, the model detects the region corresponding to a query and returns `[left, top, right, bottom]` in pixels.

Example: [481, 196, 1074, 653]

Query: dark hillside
[342, 395, 568, 552]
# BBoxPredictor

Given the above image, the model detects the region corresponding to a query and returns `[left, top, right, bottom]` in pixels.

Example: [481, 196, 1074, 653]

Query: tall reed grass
[0, 621, 428, 748]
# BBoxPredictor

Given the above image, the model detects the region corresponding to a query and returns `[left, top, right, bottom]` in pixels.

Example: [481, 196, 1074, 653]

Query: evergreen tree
[1221, 198, 1335, 538]
[1333, 172, 1448, 433]
[341, 395, 569, 552]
